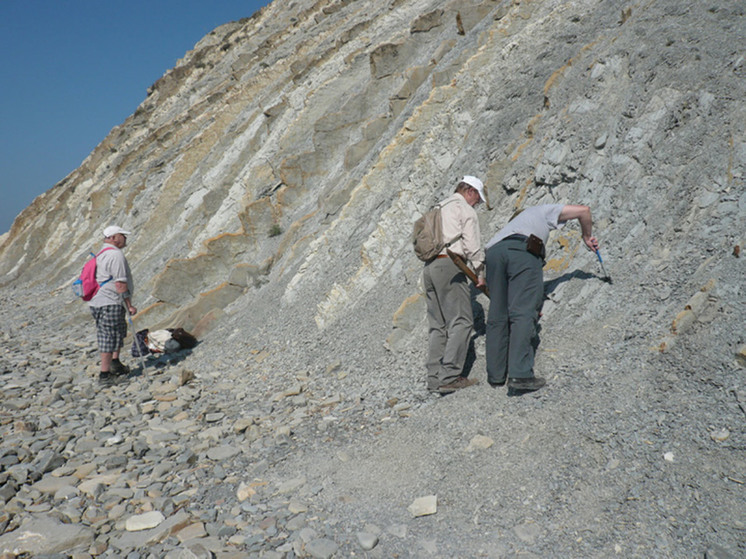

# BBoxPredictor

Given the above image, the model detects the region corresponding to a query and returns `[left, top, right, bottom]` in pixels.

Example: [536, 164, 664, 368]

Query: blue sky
[0, 0, 271, 235]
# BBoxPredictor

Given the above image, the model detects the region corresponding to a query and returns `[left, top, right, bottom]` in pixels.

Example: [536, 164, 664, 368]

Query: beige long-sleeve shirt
[439, 193, 485, 279]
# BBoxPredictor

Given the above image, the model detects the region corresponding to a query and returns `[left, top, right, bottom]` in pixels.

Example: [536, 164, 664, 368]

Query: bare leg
[100, 352, 113, 372]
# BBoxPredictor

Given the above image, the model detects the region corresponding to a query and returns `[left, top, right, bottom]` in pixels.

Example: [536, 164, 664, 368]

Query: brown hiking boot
[507, 376, 545, 394]
[437, 376, 479, 394]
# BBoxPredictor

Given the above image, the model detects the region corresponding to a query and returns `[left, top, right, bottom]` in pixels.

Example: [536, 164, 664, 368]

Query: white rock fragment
[105, 434, 123, 446]
[288, 500, 308, 514]
[237, 481, 255, 501]
[273, 384, 303, 401]
[275, 425, 292, 437]
[228, 534, 246, 545]
[125, 511, 165, 532]
[408, 495, 437, 517]
[467, 434, 494, 451]
[663, 452, 675, 462]
[233, 417, 254, 433]
[710, 428, 730, 442]
[357, 531, 379, 551]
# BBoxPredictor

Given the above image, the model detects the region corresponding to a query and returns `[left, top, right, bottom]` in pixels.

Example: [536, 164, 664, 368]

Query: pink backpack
[72, 247, 115, 301]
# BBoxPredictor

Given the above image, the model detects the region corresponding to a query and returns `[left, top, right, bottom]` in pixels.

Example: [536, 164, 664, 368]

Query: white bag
[146, 330, 173, 353]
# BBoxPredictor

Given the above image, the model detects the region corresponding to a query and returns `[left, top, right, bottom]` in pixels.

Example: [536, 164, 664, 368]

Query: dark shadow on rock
[544, 269, 599, 296]
[462, 283, 487, 379]
[152, 348, 195, 369]
[533, 322, 542, 357]
[469, 284, 486, 337]
[463, 335, 477, 378]
[128, 347, 195, 377]
[507, 387, 546, 398]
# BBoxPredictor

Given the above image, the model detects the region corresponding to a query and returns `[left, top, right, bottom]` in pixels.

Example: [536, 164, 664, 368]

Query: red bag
[72, 247, 115, 301]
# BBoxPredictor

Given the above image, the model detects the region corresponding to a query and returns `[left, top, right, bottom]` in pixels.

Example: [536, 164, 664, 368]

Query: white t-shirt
[486, 204, 566, 249]
[88, 245, 134, 307]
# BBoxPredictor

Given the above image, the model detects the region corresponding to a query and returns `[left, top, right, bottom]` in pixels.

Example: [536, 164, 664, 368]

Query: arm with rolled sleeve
[441, 194, 486, 286]
[108, 251, 137, 315]
[461, 208, 485, 281]
[558, 204, 599, 252]
[115, 281, 137, 316]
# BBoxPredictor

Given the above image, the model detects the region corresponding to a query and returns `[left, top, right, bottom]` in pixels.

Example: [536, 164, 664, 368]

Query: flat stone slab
[31, 474, 78, 495]
[0, 516, 93, 555]
[112, 511, 191, 550]
[125, 510, 166, 532]
[306, 537, 339, 559]
[408, 495, 437, 517]
[206, 445, 241, 461]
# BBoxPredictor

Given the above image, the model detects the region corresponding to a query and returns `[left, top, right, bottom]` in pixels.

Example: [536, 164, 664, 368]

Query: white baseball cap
[103, 225, 132, 238]
[462, 175, 486, 202]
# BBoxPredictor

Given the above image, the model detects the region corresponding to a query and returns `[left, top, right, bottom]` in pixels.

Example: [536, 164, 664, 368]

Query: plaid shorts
[90, 304, 127, 353]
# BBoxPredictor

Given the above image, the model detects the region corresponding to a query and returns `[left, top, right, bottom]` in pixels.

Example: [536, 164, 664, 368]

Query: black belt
[500, 233, 545, 259]
[502, 234, 528, 242]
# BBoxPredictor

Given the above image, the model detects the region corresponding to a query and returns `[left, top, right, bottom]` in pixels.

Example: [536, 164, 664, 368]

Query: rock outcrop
[1, 0, 744, 557]
[1, 0, 744, 337]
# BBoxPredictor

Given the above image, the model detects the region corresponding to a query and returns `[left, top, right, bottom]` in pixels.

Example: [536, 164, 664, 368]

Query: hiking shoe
[507, 376, 545, 393]
[488, 378, 506, 387]
[110, 360, 130, 376]
[438, 376, 479, 394]
[98, 371, 122, 386]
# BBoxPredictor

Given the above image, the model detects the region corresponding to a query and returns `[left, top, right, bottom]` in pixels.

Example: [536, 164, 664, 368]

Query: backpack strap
[438, 197, 462, 248]
[95, 247, 116, 286]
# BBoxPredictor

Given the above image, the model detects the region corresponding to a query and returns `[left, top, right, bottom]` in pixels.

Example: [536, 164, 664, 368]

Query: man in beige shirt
[423, 176, 486, 394]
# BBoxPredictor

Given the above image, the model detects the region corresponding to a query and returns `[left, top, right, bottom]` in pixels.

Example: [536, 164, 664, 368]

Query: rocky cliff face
[1, 0, 745, 557]
[1, 0, 743, 339]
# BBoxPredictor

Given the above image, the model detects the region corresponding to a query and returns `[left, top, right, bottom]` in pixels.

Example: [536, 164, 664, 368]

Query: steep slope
[0, 0, 744, 557]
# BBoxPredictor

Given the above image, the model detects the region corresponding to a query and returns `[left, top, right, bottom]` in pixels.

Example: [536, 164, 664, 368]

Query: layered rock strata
[0, 0, 745, 556]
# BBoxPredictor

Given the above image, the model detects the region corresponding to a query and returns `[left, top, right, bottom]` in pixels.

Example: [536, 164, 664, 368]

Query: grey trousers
[423, 258, 473, 390]
[485, 239, 544, 382]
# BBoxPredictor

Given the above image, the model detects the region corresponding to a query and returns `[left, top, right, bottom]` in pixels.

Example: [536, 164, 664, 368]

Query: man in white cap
[423, 176, 486, 394]
[89, 225, 137, 384]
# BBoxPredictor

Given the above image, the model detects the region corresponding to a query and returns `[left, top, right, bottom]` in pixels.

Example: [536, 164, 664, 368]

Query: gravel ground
[1, 233, 743, 558]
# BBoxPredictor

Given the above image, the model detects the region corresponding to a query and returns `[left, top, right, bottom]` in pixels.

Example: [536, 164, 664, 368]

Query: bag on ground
[131, 329, 150, 358]
[131, 326, 198, 357]
[72, 247, 114, 301]
[147, 330, 174, 353]
[170, 327, 198, 349]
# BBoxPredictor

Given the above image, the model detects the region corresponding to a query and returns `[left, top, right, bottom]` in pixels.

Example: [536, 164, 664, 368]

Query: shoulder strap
[95, 246, 116, 286]
[439, 197, 462, 247]
[438, 196, 459, 209]
[96, 246, 116, 257]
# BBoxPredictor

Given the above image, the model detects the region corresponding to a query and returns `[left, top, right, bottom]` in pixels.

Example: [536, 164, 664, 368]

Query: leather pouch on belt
[526, 234, 545, 259]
